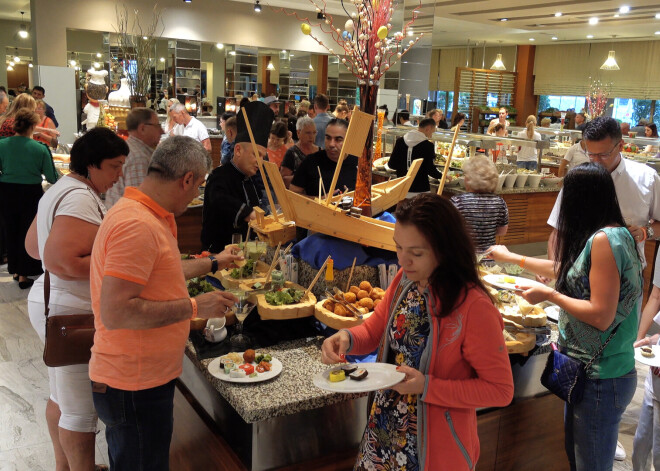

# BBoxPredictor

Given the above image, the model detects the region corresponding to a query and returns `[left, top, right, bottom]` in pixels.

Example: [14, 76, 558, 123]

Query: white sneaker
[614, 441, 626, 461]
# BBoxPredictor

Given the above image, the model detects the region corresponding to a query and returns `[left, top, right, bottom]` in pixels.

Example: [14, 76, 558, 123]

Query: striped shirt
[450, 192, 509, 252]
[104, 136, 154, 208]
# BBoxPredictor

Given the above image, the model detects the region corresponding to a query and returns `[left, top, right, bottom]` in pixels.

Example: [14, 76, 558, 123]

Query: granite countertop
[184, 336, 366, 424]
[439, 185, 561, 195]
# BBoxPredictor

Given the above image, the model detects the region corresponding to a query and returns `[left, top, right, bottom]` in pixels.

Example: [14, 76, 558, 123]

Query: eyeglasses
[586, 140, 621, 159]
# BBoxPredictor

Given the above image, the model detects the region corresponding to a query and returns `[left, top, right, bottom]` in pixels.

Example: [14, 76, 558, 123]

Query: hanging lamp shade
[267, 60, 275, 70]
[491, 53, 506, 71]
[600, 50, 620, 70]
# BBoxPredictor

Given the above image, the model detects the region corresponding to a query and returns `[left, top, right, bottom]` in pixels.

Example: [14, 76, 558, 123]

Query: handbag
[540, 327, 618, 404]
[42, 186, 103, 368]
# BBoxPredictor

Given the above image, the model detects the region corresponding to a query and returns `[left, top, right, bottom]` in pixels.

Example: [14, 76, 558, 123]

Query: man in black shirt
[290, 118, 357, 197]
[201, 101, 274, 251]
[388, 118, 442, 195]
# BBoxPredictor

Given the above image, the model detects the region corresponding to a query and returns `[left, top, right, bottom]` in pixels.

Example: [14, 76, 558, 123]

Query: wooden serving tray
[314, 300, 374, 330]
[505, 332, 536, 355]
[214, 260, 270, 290]
[255, 282, 317, 320]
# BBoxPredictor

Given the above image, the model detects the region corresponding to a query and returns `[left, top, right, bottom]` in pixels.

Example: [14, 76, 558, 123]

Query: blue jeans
[564, 369, 637, 471]
[517, 161, 537, 171]
[92, 379, 176, 471]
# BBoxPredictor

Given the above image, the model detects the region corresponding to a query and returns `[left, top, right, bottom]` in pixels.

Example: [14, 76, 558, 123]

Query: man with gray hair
[105, 108, 163, 208]
[169, 102, 211, 152]
[89, 136, 241, 470]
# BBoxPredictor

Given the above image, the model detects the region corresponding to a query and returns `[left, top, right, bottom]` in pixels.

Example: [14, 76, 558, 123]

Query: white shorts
[28, 300, 98, 433]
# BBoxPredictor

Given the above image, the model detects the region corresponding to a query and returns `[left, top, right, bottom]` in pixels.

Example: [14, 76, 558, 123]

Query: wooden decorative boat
[254, 281, 317, 320]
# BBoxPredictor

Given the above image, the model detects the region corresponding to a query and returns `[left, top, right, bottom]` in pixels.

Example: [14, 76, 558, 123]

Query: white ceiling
[0, 0, 29, 20]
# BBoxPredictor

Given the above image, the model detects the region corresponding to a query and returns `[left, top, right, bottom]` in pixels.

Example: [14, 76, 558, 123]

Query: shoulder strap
[583, 325, 619, 372]
[43, 184, 104, 319]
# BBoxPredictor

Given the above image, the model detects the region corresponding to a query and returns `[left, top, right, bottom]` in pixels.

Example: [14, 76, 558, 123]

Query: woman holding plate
[321, 193, 514, 471]
[487, 162, 641, 471]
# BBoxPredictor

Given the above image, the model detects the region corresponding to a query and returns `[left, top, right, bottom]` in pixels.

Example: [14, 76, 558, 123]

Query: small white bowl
[541, 176, 563, 188]
[514, 174, 528, 188]
[526, 174, 542, 188]
[504, 174, 517, 188]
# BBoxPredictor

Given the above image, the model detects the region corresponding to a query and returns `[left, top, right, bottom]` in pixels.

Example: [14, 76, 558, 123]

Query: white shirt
[563, 142, 589, 171]
[172, 116, 209, 143]
[27, 177, 106, 311]
[548, 156, 660, 267]
[515, 130, 541, 162]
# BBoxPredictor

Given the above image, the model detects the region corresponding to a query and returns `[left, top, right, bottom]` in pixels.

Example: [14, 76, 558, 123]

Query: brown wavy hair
[12, 109, 40, 135]
[0, 93, 36, 129]
[395, 193, 493, 317]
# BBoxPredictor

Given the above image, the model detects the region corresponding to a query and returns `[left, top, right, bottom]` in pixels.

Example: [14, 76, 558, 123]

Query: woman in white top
[24, 128, 128, 471]
[515, 115, 542, 171]
[559, 139, 589, 177]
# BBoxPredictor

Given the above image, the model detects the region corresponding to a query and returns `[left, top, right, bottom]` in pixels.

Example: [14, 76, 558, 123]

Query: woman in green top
[0, 109, 57, 288]
[488, 162, 641, 471]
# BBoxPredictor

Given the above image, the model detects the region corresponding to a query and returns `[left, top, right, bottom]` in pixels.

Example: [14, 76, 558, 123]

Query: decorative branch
[271, 0, 423, 84]
[585, 77, 612, 120]
[114, 3, 165, 98]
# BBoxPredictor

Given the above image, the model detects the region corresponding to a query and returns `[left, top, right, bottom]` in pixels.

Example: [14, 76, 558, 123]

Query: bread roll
[357, 289, 370, 300]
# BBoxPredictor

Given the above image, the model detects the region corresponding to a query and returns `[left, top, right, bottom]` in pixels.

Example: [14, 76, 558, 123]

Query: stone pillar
[397, 46, 432, 113]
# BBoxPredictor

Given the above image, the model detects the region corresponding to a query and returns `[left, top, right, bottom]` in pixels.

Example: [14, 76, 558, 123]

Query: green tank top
[558, 226, 642, 379]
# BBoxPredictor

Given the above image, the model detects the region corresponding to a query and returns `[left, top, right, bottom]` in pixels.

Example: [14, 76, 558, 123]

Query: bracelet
[190, 297, 198, 319]
[641, 227, 648, 242]
[519, 256, 527, 269]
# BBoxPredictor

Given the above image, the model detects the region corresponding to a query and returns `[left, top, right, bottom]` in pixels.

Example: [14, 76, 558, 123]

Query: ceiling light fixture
[142, 36, 148, 40]
[69, 59, 76, 66]
[499, 18, 508, 22]
[14, 49, 20, 62]
[160, 57, 165, 62]
[600, 50, 620, 70]
[183, 0, 192, 3]
[656, 31, 660, 35]
[614, 13, 620, 17]
[96, 52, 102, 58]
[18, 12, 28, 39]
[529, 38, 535, 41]
[407, 30, 414, 36]
[619, 6, 630, 14]
[229, 51, 236, 55]
[9, 61, 14, 67]
[28, 62, 33, 68]
[587, 34, 594, 39]
[254, 1, 261, 12]
[552, 36, 558, 40]
[216, 43, 224, 49]
[267, 60, 275, 70]
[589, 17, 599, 25]
[7, 65, 13, 71]
[93, 62, 100, 68]
[309, 63, 314, 71]
[491, 53, 506, 70]
[554, 12, 562, 17]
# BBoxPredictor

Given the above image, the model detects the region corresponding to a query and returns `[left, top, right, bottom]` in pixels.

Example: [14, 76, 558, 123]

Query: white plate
[634, 345, 660, 367]
[483, 274, 546, 292]
[208, 354, 283, 383]
[313, 362, 405, 393]
[544, 304, 560, 322]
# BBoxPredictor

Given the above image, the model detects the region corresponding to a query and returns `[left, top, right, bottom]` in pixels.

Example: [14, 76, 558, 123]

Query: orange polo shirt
[89, 187, 189, 391]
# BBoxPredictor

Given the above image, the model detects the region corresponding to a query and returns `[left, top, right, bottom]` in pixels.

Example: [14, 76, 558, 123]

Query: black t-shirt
[290, 150, 358, 196]
[388, 137, 441, 192]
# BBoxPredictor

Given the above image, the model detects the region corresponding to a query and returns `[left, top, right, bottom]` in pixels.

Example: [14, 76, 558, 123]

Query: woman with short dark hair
[322, 193, 514, 471]
[0, 109, 57, 287]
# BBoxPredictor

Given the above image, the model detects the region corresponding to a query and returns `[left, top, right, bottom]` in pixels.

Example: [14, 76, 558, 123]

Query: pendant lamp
[600, 50, 620, 70]
[491, 53, 506, 70]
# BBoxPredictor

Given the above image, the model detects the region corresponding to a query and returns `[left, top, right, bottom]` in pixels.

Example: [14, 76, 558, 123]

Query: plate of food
[373, 157, 390, 170]
[255, 282, 317, 320]
[208, 350, 283, 383]
[483, 274, 546, 292]
[313, 362, 405, 393]
[634, 345, 660, 367]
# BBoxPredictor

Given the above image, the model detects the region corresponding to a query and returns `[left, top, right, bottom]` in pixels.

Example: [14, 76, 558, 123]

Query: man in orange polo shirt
[89, 136, 240, 470]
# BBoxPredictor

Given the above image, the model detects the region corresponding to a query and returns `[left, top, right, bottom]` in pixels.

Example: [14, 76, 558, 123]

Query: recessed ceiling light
[589, 17, 599, 25]
[142, 36, 148, 40]
[552, 36, 558, 40]
[28, 62, 32, 68]
[655, 31, 660, 35]
[656, 13, 660, 19]
[282, 49, 287, 53]
[160, 57, 165, 62]
[500, 18, 508, 22]
[619, 6, 630, 14]
[554, 12, 562, 17]
[614, 13, 620, 17]
[69, 59, 76, 66]
[229, 51, 236, 55]
[407, 30, 414, 36]
[587, 34, 594, 38]
[9, 61, 14, 66]
[216, 43, 224, 49]
[529, 38, 535, 41]
[93, 62, 100, 68]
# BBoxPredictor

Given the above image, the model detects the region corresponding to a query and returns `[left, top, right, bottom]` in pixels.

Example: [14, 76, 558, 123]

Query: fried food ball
[372, 287, 385, 297]
[373, 299, 381, 308]
[356, 306, 368, 314]
[334, 293, 343, 301]
[322, 299, 335, 312]
[369, 290, 383, 301]
[243, 349, 256, 363]
[334, 304, 349, 317]
[359, 281, 372, 292]
[357, 289, 370, 300]
[343, 292, 357, 303]
[349, 285, 360, 295]
[359, 297, 374, 310]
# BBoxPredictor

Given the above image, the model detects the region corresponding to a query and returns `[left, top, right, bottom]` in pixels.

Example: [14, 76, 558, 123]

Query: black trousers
[0, 182, 43, 276]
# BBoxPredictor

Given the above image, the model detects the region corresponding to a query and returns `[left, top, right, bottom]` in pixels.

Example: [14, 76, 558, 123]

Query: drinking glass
[229, 289, 254, 350]
[231, 233, 243, 249]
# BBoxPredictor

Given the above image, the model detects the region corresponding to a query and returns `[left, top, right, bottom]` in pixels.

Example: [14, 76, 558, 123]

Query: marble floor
[0, 259, 650, 470]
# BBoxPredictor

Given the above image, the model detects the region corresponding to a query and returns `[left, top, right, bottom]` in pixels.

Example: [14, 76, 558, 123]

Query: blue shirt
[221, 138, 235, 166]
[313, 112, 333, 149]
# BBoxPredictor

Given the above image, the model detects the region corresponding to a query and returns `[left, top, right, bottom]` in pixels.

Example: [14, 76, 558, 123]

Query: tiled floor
[0, 260, 651, 470]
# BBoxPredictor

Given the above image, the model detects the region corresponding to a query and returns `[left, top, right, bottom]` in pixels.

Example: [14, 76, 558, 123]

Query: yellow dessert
[329, 369, 346, 382]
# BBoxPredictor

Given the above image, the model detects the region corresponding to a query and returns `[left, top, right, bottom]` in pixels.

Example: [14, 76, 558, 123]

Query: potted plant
[114, 4, 164, 108]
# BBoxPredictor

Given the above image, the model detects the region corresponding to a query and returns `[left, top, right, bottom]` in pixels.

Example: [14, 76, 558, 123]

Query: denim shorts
[517, 161, 537, 171]
[564, 369, 637, 471]
[93, 379, 176, 471]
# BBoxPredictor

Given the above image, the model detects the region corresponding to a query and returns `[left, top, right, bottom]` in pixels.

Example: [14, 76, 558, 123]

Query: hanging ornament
[345, 19, 355, 32]
[301, 23, 312, 35]
[377, 26, 388, 39]
[374, 41, 381, 48]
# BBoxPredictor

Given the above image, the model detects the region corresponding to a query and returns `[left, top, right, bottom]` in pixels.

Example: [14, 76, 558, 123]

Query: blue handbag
[540, 328, 618, 405]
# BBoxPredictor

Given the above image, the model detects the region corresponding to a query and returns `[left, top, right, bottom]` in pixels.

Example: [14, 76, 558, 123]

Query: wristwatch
[646, 223, 655, 240]
[208, 255, 218, 274]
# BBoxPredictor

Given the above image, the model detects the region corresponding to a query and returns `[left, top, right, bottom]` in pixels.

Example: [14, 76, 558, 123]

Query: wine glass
[231, 233, 243, 249]
[229, 289, 254, 350]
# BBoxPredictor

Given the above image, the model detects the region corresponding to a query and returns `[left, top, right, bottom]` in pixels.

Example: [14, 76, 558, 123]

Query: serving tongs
[324, 289, 363, 319]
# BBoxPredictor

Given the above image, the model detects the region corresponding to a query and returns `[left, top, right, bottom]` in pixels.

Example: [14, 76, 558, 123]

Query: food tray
[314, 300, 374, 330]
[254, 282, 317, 320]
[215, 260, 270, 290]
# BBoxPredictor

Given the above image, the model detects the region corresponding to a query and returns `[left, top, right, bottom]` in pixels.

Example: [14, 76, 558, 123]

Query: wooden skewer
[241, 107, 279, 222]
[317, 166, 327, 201]
[304, 255, 331, 300]
[264, 242, 282, 284]
[345, 257, 357, 292]
[437, 125, 461, 196]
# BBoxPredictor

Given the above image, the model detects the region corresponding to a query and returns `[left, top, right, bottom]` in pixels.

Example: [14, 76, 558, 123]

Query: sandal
[12, 274, 18, 281]
[95, 465, 109, 471]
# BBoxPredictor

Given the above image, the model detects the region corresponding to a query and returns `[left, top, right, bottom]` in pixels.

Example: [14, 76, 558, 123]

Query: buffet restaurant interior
[2, 0, 660, 470]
